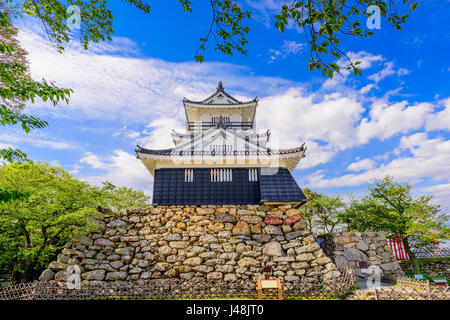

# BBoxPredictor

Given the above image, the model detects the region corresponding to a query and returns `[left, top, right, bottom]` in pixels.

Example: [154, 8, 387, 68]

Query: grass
[404, 271, 449, 284]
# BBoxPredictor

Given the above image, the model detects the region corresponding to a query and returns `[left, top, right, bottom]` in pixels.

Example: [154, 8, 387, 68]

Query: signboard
[256, 278, 283, 300]
[260, 279, 278, 289]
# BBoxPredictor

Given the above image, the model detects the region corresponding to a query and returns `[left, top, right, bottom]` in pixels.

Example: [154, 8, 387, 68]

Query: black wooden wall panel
[153, 168, 260, 205]
[152, 167, 307, 206]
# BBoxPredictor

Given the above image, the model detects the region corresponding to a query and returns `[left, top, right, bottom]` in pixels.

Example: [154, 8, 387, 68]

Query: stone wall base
[318, 232, 403, 280]
[40, 205, 341, 284]
[399, 258, 450, 276]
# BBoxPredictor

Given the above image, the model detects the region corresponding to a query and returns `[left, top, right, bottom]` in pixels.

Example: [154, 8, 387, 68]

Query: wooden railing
[188, 121, 253, 130]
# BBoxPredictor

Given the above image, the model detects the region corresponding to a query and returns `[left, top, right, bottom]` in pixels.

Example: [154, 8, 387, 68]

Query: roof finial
[217, 80, 224, 91]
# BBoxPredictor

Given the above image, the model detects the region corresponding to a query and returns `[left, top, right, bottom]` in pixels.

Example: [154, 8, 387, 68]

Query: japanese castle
[136, 82, 307, 207]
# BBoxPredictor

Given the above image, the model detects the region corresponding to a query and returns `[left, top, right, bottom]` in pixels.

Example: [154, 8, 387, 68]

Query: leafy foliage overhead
[274, 0, 417, 78]
[0, 5, 72, 163]
[8, 1, 418, 77]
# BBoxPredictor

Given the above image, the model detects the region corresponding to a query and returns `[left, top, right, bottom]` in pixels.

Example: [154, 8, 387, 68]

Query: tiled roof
[135, 143, 306, 157]
[182, 81, 257, 105]
[259, 168, 307, 204]
[135, 145, 174, 155]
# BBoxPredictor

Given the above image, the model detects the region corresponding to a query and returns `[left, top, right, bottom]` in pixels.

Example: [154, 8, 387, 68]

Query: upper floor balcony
[187, 120, 254, 131]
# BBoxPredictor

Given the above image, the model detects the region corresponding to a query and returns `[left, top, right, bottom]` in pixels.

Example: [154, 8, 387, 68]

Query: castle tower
[136, 82, 307, 207]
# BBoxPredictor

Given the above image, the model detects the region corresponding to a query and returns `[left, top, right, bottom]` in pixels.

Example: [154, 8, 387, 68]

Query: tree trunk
[10, 268, 21, 285]
[23, 263, 37, 282]
[403, 236, 419, 274]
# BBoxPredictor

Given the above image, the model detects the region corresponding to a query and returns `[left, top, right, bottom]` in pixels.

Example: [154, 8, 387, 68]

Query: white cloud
[257, 88, 363, 151]
[244, 0, 289, 27]
[80, 150, 153, 195]
[268, 49, 282, 64]
[426, 98, 450, 131]
[359, 83, 377, 94]
[268, 40, 305, 63]
[112, 126, 142, 140]
[306, 132, 450, 188]
[80, 152, 103, 169]
[296, 141, 336, 169]
[346, 159, 376, 172]
[397, 68, 409, 76]
[281, 40, 305, 55]
[321, 51, 383, 89]
[257, 86, 437, 156]
[356, 101, 434, 144]
[17, 23, 296, 126]
[368, 62, 409, 84]
[419, 183, 450, 212]
[137, 118, 185, 150]
[368, 61, 396, 83]
[0, 132, 76, 150]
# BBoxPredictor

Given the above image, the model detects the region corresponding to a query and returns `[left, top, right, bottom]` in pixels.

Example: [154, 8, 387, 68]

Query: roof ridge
[183, 81, 258, 105]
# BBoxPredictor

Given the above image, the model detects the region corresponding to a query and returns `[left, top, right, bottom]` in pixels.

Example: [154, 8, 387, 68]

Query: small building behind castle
[136, 82, 307, 207]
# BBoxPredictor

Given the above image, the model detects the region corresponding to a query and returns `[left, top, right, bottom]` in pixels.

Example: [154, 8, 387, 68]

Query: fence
[413, 247, 450, 259]
[373, 276, 450, 300]
[0, 268, 355, 300]
[349, 276, 450, 300]
[396, 276, 430, 292]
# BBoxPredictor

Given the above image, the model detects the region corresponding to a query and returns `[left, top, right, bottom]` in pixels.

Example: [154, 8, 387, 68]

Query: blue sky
[3, 1, 450, 212]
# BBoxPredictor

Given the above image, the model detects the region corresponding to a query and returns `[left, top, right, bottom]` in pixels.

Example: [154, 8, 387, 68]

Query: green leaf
[194, 55, 204, 63]
[328, 70, 333, 79]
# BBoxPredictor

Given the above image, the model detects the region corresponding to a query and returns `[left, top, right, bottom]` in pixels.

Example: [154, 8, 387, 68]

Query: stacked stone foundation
[318, 232, 403, 280]
[399, 258, 450, 276]
[39, 205, 341, 284]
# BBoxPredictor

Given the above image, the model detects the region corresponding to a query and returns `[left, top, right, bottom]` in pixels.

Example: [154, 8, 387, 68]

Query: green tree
[98, 181, 150, 212]
[1, 4, 72, 163]
[298, 188, 319, 233]
[338, 175, 450, 273]
[298, 188, 346, 234]
[313, 193, 346, 234]
[0, 187, 27, 202]
[0, 162, 102, 283]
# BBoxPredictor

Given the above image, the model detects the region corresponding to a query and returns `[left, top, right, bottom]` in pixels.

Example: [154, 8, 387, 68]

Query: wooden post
[257, 280, 262, 300]
[277, 278, 283, 300]
[256, 278, 283, 300]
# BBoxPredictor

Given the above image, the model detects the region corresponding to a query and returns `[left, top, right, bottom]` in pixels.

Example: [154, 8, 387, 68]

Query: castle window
[210, 169, 232, 182]
[210, 145, 232, 153]
[184, 169, 194, 182]
[211, 116, 230, 124]
[249, 168, 258, 182]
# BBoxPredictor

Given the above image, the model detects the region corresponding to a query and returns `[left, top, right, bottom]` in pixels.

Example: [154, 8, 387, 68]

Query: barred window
[184, 169, 194, 182]
[212, 116, 230, 123]
[210, 169, 233, 182]
[210, 145, 232, 153]
[249, 168, 258, 182]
